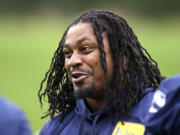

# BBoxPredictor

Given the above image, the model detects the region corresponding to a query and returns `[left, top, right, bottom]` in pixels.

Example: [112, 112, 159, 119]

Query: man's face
[63, 23, 114, 99]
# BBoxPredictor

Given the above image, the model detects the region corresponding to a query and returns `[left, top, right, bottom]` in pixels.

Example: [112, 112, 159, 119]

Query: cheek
[84, 50, 101, 70]
[85, 53, 104, 78]
[93, 56, 114, 89]
[91, 57, 106, 84]
[89, 54, 103, 73]
[64, 59, 70, 73]
[107, 58, 114, 81]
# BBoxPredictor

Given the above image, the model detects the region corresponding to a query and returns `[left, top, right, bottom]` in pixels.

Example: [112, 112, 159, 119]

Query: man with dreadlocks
[38, 10, 165, 135]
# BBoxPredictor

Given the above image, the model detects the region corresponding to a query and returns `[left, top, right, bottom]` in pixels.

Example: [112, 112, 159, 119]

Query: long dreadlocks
[38, 10, 165, 121]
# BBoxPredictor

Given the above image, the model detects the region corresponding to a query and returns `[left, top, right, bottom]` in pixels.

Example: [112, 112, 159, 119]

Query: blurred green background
[0, 0, 180, 134]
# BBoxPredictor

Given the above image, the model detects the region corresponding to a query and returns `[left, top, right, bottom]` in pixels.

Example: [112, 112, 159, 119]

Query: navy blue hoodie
[144, 74, 180, 135]
[0, 96, 32, 135]
[40, 88, 154, 135]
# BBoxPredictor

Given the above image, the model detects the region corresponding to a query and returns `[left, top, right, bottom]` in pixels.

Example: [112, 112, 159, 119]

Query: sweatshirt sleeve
[144, 74, 180, 135]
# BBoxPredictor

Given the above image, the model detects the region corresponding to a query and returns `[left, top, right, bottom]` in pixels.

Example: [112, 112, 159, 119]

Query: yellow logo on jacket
[112, 122, 145, 135]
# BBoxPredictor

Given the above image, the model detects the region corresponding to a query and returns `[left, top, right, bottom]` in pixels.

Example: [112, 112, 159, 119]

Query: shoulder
[130, 87, 155, 122]
[40, 114, 62, 134]
[145, 74, 180, 134]
[158, 74, 180, 93]
[0, 96, 32, 135]
[40, 110, 76, 135]
[149, 74, 180, 113]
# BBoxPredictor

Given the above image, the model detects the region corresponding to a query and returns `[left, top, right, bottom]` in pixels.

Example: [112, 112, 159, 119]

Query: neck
[84, 97, 107, 113]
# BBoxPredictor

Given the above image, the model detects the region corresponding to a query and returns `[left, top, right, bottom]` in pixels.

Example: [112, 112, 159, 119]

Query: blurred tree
[0, 0, 179, 17]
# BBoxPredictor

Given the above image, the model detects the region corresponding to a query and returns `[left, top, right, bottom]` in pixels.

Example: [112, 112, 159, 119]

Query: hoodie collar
[75, 99, 112, 121]
[75, 87, 154, 121]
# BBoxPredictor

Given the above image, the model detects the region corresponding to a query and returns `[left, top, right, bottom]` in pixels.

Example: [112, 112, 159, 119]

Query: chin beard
[73, 84, 95, 100]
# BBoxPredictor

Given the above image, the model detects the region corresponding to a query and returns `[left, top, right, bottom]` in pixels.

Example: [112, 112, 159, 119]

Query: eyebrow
[63, 37, 93, 48]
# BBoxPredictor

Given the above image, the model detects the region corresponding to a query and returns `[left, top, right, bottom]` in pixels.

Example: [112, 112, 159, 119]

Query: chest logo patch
[112, 122, 145, 135]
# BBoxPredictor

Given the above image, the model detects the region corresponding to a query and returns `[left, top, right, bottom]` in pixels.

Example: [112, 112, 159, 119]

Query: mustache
[69, 67, 94, 76]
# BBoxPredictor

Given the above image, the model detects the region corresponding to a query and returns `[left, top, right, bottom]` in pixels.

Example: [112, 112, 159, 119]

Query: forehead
[64, 23, 97, 45]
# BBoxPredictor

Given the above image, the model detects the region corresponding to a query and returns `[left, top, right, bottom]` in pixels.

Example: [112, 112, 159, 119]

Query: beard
[73, 83, 96, 100]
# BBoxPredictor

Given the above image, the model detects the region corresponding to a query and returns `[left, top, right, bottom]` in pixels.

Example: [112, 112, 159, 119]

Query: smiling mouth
[71, 72, 88, 83]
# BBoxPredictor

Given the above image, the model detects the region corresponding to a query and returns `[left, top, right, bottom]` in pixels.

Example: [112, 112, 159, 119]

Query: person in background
[38, 10, 165, 135]
[0, 95, 32, 135]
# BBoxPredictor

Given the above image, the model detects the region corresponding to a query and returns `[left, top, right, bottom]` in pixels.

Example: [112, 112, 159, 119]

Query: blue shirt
[40, 88, 154, 135]
[0, 96, 32, 135]
[144, 74, 180, 135]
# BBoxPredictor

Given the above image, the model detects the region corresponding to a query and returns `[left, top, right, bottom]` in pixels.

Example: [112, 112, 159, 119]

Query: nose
[67, 51, 82, 69]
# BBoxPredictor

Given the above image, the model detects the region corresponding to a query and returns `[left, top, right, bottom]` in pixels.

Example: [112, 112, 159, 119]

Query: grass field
[0, 13, 180, 133]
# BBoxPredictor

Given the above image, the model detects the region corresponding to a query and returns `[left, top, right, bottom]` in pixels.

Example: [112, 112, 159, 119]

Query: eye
[81, 46, 92, 53]
[63, 50, 72, 58]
